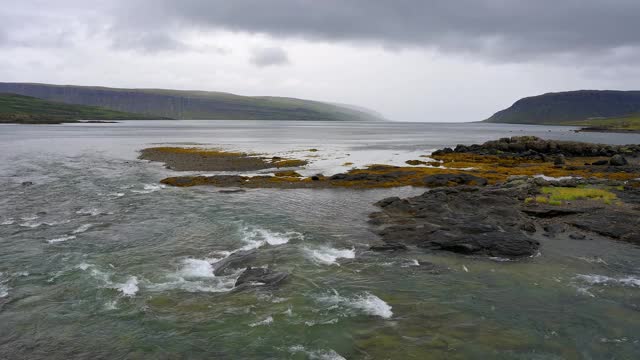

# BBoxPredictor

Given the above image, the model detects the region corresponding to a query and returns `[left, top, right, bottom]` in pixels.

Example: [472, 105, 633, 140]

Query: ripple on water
[288, 345, 346, 360]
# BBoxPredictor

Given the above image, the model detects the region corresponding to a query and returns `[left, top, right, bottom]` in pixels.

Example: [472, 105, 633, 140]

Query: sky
[1, 0, 640, 122]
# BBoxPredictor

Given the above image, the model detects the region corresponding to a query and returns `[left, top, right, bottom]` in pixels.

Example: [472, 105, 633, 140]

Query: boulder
[610, 154, 628, 166]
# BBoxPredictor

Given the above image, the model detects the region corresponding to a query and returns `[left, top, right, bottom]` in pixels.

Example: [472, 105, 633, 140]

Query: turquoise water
[1, 121, 639, 359]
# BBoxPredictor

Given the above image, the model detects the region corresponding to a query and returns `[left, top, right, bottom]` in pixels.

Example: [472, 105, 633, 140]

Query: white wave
[0, 272, 8, 298]
[401, 259, 420, 267]
[249, 316, 274, 327]
[131, 184, 165, 194]
[21, 215, 39, 221]
[576, 257, 608, 265]
[47, 235, 76, 244]
[318, 291, 393, 319]
[178, 259, 216, 278]
[146, 276, 236, 293]
[114, 276, 139, 297]
[289, 345, 346, 360]
[104, 300, 119, 310]
[72, 224, 92, 234]
[0, 218, 14, 226]
[108, 192, 125, 198]
[76, 208, 101, 216]
[489, 257, 512, 262]
[304, 246, 355, 266]
[575, 274, 640, 288]
[238, 227, 302, 251]
[19, 221, 43, 228]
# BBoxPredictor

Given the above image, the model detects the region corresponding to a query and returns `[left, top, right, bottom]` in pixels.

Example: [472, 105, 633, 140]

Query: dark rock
[569, 233, 587, 240]
[21, 181, 33, 186]
[610, 154, 628, 166]
[423, 173, 488, 187]
[553, 155, 566, 166]
[370, 242, 408, 251]
[370, 186, 540, 258]
[592, 159, 609, 166]
[218, 189, 246, 194]
[212, 250, 257, 276]
[234, 267, 288, 287]
[522, 207, 584, 218]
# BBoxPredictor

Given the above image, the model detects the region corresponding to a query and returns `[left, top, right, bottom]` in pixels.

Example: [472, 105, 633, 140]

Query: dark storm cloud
[250, 47, 290, 67]
[114, 0, 640, 61]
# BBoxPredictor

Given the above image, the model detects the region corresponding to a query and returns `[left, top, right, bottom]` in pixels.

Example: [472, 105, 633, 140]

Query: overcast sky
[1, 1, 639, 122]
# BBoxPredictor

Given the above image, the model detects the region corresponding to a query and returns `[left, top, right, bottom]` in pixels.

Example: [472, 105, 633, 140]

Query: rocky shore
[144, 136, 640, 260]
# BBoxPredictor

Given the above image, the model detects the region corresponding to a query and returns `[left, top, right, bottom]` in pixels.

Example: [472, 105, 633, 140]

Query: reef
[139, 147, 308, 172]
[148, 137, 640, 259]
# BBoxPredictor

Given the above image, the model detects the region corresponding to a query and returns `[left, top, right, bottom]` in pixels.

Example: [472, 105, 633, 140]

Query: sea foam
[239, 227, 302, 251]
[289, 345, 346, 360]
[114, 276, 139, 297]
[47, 235, 76, 244]
[575, 274, 640, 288]
[318, 291, 393, 319]
[304, 246, 355, 265]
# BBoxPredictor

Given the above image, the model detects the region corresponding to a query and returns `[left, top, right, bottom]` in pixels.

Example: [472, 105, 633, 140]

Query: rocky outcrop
[432, 136, 640, 158]
[369, 177, 640, 258]
[370, 184, 540, 258]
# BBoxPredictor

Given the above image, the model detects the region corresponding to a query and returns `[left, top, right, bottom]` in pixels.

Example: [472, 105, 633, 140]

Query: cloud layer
[113, 0, 640, 62]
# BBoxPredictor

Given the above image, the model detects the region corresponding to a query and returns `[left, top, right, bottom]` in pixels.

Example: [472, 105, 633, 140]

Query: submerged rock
[234, 267, 288, 288]
[212, 250, 257, 276]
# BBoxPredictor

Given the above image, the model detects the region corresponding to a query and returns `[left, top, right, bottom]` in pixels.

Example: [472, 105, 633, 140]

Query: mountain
[485, 90, 640, 125]
[0, 82, 384, 122]
[0, 93, 162, 124]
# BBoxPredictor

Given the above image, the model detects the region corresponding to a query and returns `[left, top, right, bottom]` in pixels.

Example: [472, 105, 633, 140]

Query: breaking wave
[317, 291, 393, 319]
[304, 246, 355, 265]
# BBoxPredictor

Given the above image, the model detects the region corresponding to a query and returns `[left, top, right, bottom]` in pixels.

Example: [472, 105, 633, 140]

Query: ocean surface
[1, 120, 639, 359]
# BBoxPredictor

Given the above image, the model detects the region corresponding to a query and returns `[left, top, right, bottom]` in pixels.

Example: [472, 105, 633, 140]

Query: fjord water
[1, 121, 639, 359]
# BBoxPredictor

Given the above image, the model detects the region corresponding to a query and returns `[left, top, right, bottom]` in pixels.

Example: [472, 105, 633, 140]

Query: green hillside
[485, 90, 640, 125]
[0, 82, 385, 121]
[567, 114, 640, 132]
[0, 93, 163, 124]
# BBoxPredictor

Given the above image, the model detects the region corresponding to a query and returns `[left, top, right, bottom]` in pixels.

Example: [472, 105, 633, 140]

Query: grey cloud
[116, 0, 640, 63]
[110, 32, 189, 53]
[250, 47, 290, 67]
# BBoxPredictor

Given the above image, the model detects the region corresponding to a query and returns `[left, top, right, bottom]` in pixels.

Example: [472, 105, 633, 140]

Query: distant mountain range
[485, 90, 640, 127]
[0, 82, 384, 122]
[0, 93, 160, 124]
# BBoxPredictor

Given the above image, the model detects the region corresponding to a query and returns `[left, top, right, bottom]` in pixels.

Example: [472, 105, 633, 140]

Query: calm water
[1, 121, 639, 359]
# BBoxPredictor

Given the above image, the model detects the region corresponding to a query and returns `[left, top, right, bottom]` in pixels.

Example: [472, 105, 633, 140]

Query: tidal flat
[1, 121, 640, 359]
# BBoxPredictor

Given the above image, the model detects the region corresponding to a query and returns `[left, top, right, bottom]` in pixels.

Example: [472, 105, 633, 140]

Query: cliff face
[485, 90, 640, 124]
[0, 82, 383, 121]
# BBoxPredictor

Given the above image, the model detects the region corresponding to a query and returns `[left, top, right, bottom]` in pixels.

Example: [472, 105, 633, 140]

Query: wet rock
[592, 159, 609, 166]
[370, 242, 408, 252]
[218, 189, 246, 194]
[423, 173, 488, 187]
[212, 250, 257, 276]
[610, 154, 628, 166]
[21, 181, 33, 186]
[522, 207, 584, 218]
[370, 186, 540, 258]
[234, 267, 288, 287]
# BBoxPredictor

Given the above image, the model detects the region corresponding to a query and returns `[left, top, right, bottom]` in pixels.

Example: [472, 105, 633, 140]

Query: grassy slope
[562, 114, 640, 131]
[484, 90, 640, 129]
[0, 93, 163, 123]
[0, 83, 385, 121]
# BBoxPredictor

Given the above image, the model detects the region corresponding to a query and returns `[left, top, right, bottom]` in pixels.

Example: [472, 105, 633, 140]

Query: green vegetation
[0, 82, 385, 121]
[527, 186, 620, 205]
[0, 93, 162, 124]
[484, 90, 640, 127]
[566, 114, 640, 131]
